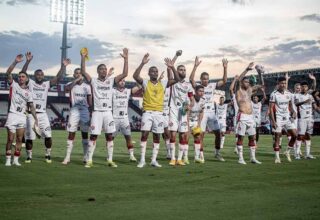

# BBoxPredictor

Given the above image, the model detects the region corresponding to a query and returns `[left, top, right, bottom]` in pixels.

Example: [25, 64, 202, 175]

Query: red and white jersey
[163, 87, 170, 115]
[189, 97, 205, 122]
[112, 88, 130, 119]
[9, 81, 33, 115]
[91, 77, 114, 111]
[170, 80, 193, 110]
[28, 79, 50, 113]
[252, 101, 262, 121]
[199, 82, 217, 113]
[216, 103, 228, 121]
[69, 82, 91, 108]
[269, 90, 293, 119]
[295, 93, 315, 120]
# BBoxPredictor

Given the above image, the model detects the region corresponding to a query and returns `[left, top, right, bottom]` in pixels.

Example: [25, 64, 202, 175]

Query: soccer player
[5, 54, 38, 166]
[62, 68, 92, 165]
[251, 87, 266, 144]
[188, 85, 205, 163]
[216, 96, 232, 149]
[269, 77, 297, 163]
[294, 81, 320, 159]
[234, 62, 262, 165]
[133, 53, 180, 168]
[22, 52, 70, 163]
[189, 57, 228, 162]
[112, 79, 141, 162]
[81, 48, 129, 168]
[168, 56, 195, 166]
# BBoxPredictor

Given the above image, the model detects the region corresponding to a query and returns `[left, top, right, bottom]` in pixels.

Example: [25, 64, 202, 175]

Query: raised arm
[189, 56, 202, 89]
[238, 62, 254, 82]
[114, 48, 129, 84]
[80, 49, 91, 83]
[64, 76, 82, 92]
[21, 52, 33, 73]
[285, 72, 290, 90]
[216, 58, 228, 88]
[229, 75, 239, 96]
[133, 53, 150, 85]
[255, 65, 265, 86]
[165, 58, 180, 86]
[252, 85, 264, 94]
[309, 73, 316, 92]
[167, 50, 182, 82]
[260, 87, 267, 104]
[6, 54, 24, 84]
[131, 83, 143, 95]
[50, 58, 71, 86]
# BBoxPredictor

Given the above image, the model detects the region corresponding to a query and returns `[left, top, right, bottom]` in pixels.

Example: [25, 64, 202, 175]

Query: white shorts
[25, 113, 52, 140]
[297, 118, 313, 135]
[254, 116, 261, 127]
[201, 112, 220, 132]
[114, 117, 131, 136]
[236, 113, 256, 136]
[163, 112, 169, 128]
[90, 111, 116, 135]
[141, 111, 164, 133]
[67, 107, 90, 133]
[218, 120, 227, 133]
[189, 120, 198, 130]
[169, 108, 189, 133]
[273, 116, 296, 133]
[5, 112, 27, 133]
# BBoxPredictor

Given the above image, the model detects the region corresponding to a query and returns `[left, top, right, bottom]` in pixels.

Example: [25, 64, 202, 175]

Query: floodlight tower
[50, 0, 85, 76]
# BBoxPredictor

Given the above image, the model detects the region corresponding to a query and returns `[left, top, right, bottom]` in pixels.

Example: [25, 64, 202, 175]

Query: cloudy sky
[0, 0, 319, 80]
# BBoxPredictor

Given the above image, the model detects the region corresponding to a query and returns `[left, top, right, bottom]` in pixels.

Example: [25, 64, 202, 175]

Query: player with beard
[22, 52, 70, 163]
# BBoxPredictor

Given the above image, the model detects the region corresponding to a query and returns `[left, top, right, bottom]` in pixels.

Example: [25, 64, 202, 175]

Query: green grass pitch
[0, 129, 319, 220]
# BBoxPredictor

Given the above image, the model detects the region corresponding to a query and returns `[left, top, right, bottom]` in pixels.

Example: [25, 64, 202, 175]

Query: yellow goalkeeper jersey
[142, 79, 167, 111]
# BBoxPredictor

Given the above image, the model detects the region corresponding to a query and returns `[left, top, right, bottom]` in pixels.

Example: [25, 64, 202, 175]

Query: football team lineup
[3, 49, 320, 168]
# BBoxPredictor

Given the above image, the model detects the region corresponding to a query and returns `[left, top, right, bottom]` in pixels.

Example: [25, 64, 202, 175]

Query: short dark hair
[34, 69, 43, 74]
[177, 65, 185, 70]
[195, 85, 204, 91]
[301, 81, 308, 86]
[277, 76, 286, 83]
[18, 71, 29, 78]
[97, 64, 106, 71]
[200, 72, 209, 79]
[148, 66, 157, 73]
[74, 68, 81, 73]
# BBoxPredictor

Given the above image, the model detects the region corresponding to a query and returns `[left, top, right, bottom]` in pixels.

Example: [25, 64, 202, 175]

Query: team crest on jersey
[158, 122, 163, 127]
[181, 122, 187, 127]
[109, 121, 114, 126]
[169, 122, 173, 127]
[90, 125, 95, 130]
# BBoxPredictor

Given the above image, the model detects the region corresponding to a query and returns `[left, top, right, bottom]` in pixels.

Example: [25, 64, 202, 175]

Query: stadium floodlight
[50, 0, 86, 81]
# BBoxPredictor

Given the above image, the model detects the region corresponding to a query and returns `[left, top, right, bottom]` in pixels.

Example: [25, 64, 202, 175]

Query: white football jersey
[200, 82, 217, 113]
[163, 87, 171, 114]
[170, 80, 193, 110]
[295, 93, 315, 120]
[252, 101, 262, 121]
[91, 77, 114, 111]
[69, 82, 91, 108]
[28, 79, 50, 113]
[269, 90, 293, 119]
[189, 97, 205, 122]
[112, 88, 130, 118]
[9, 80, 33, 115]
[216, 103, 228, 121]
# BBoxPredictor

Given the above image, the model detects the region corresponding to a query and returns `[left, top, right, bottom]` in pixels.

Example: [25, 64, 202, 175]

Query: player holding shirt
[133, 53, 180, 168]
[112, 79, 141, 162]
[269, 77, 297, 163]
[22, 52, 70, 163]
[4, 54, 38, 166]
[62, 68, 92, 165]
[81, 48, 129, 168]
[294, 81, 320, 159]
[189, 57, 228, 162]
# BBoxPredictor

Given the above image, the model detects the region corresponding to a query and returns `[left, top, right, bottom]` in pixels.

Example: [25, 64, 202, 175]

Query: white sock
[13, 156, 19, 163]
[26, 150, 32, 159]
[237, 145, 243, 160]
[151, 143, 160, 162]
[295, 140, 302, 157]
[65, 139, 74, 161]
[165, 139, 171, 156]
[129, 148, 134, 157]
[6, 155, 11, 162]
[87, 140, 96, 162]
[215, 148, 220, 155]
[200, 151, 204, 160]
[82, 139, 89, 159]
[45, 148, 51, 156]
[170, 142, 176, 160]
[279, 137, 283, 146]
[178, 144, 184, 160]
[140, 141, 147, 163]
[220, 136, 225, 149]
[183, 144, 189, 159]
[286, 146, 292, 154]
[195, 143, 200, 160]
[275, 151, 280, 159]
[305, 140, 311, 156]
[250, 147, 256, 160]
[107, 141, 114, 161]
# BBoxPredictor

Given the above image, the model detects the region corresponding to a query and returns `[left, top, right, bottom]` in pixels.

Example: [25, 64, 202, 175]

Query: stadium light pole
[50, 0, 86, 77]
